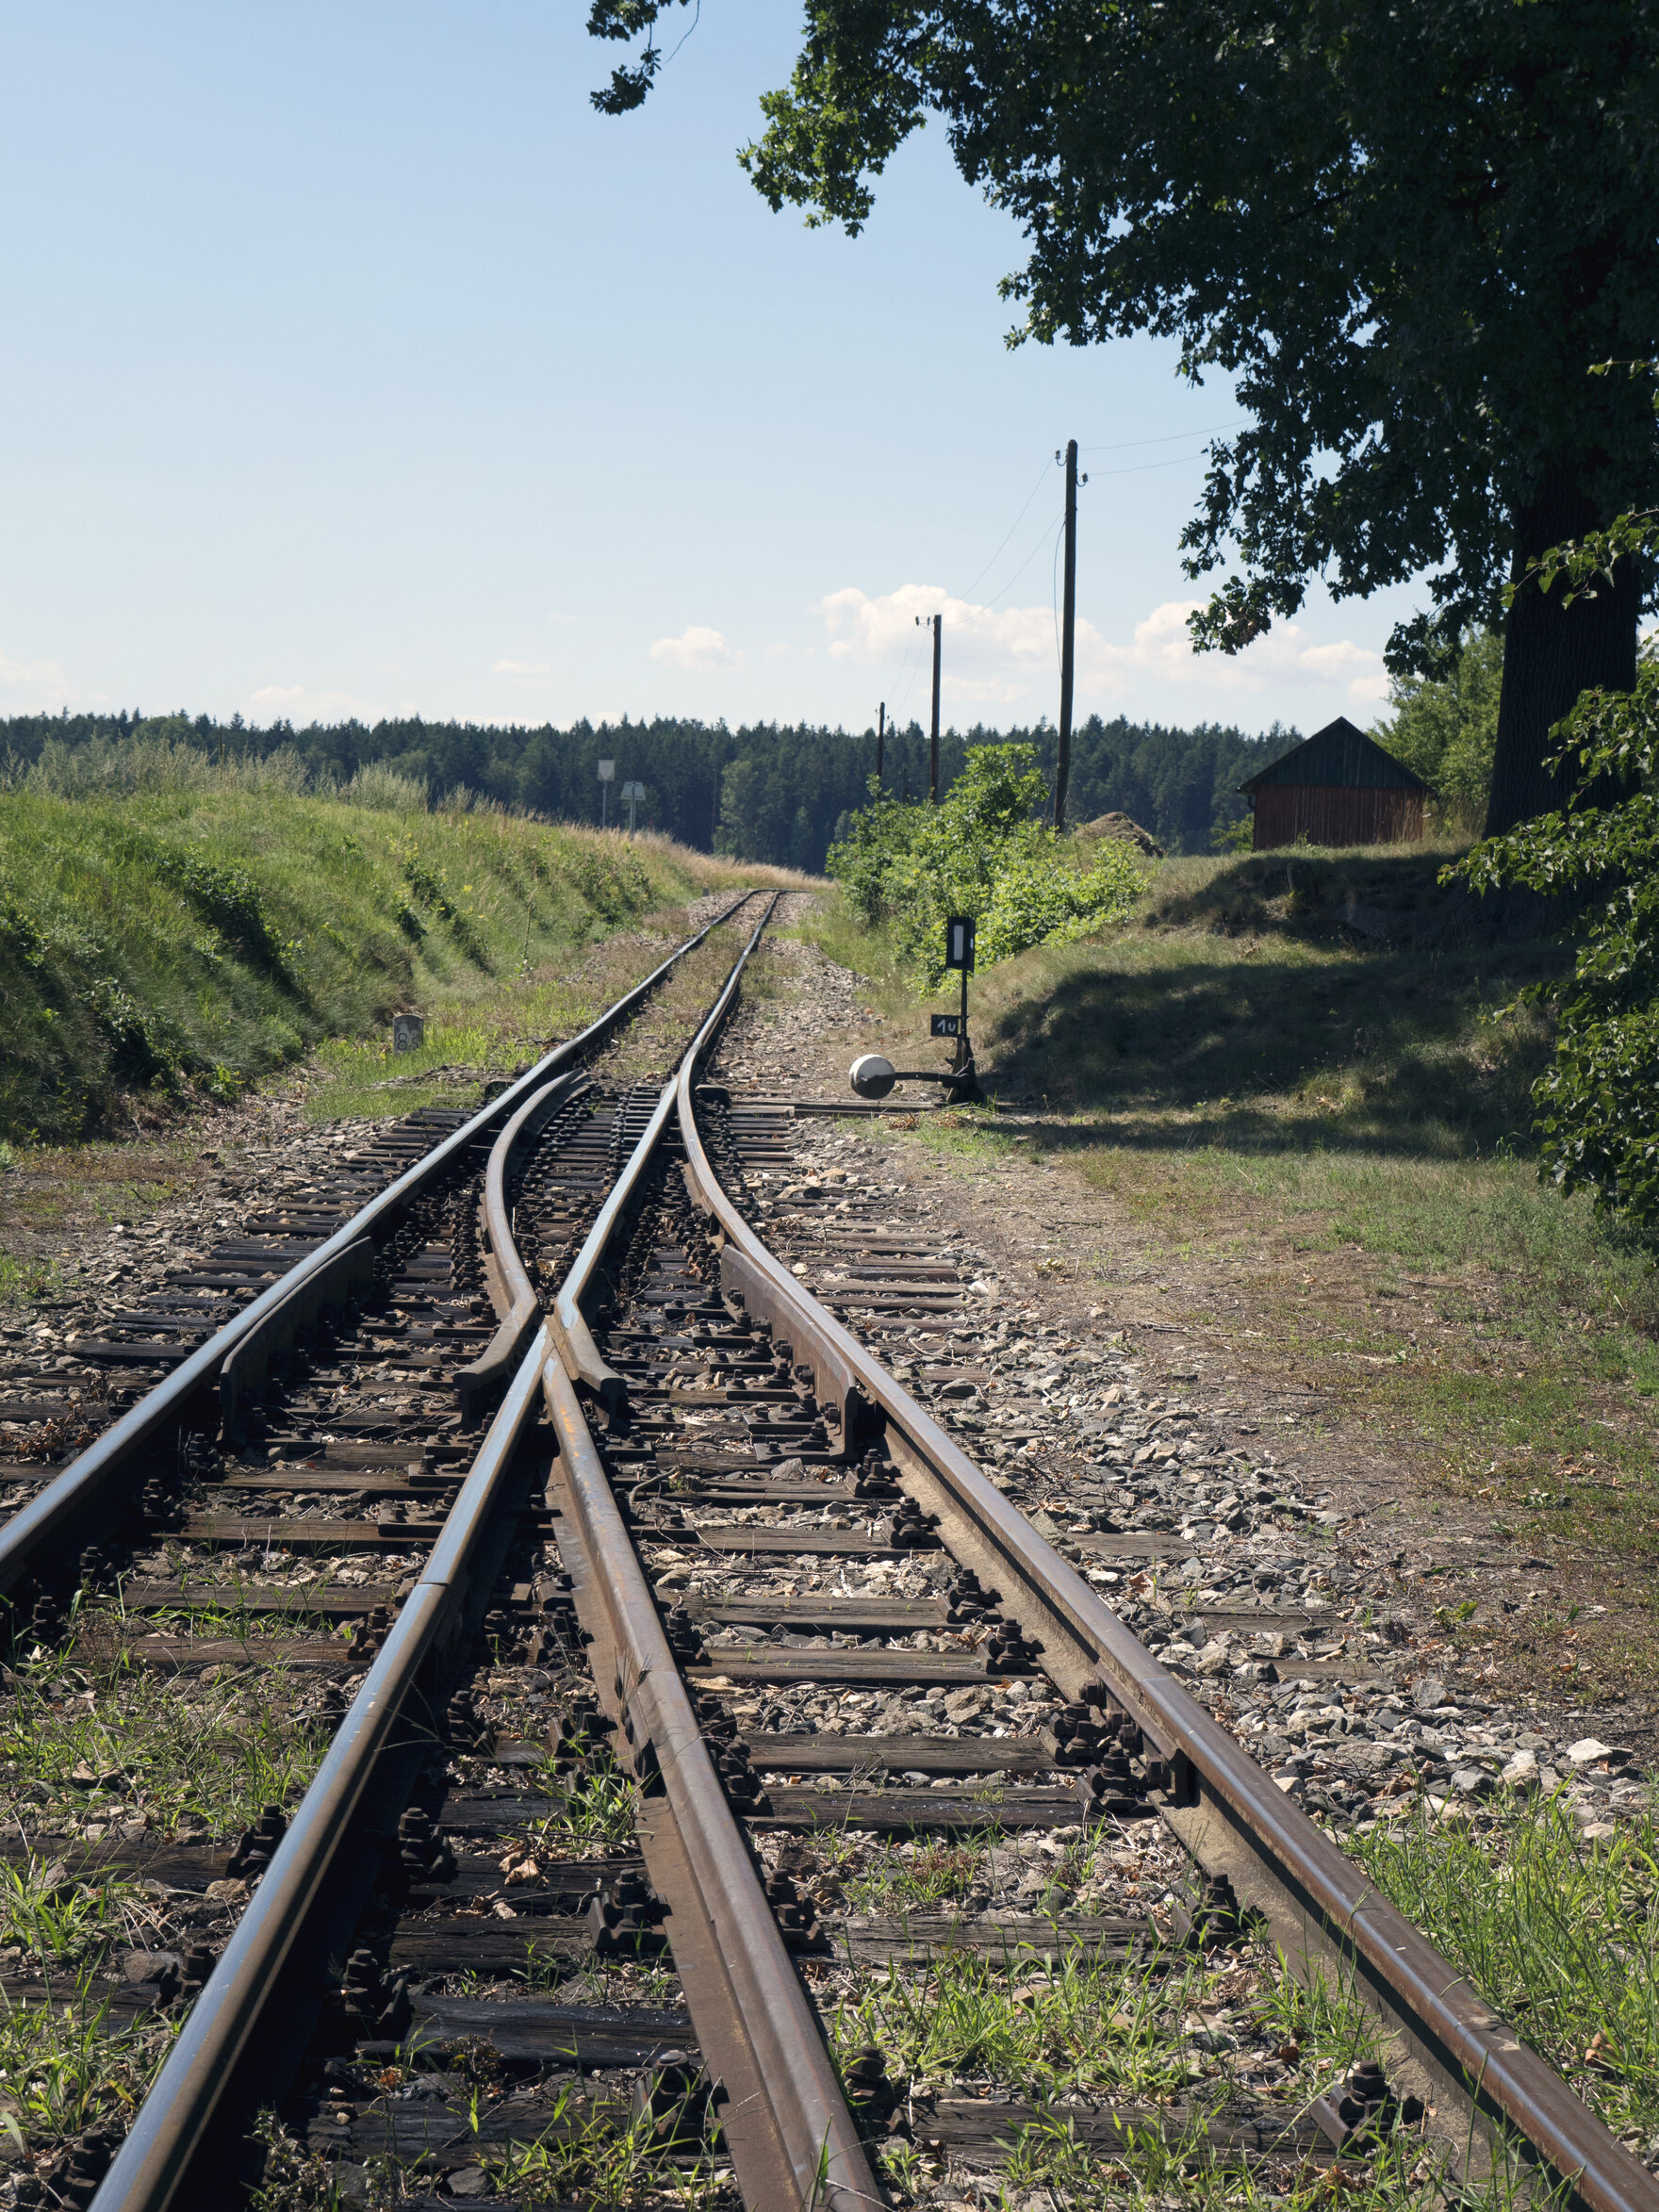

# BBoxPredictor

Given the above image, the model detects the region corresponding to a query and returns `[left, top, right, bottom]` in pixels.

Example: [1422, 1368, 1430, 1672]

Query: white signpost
[598, 757, 615, 827]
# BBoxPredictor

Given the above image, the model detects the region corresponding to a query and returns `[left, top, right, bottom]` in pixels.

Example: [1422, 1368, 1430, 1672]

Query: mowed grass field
[799, 843, 1659, 1687]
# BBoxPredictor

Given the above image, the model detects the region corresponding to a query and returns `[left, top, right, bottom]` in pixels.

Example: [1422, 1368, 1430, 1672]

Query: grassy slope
[797, 843, 1659, 1662]
[0, 788, 808, 1140]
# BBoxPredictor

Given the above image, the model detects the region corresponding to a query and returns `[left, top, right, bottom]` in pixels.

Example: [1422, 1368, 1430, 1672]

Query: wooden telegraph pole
[877, 702, 885, 787]
[1055, 438, 1081, 831]
[928, 613, 942, 802]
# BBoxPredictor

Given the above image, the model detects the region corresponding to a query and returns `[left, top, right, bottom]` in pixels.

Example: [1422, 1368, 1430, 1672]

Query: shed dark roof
[1238, 716, 1428, 795]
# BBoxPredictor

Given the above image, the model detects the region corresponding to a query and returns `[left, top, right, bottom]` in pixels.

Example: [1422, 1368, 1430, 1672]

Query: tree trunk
[1484, 474, 1640, 837]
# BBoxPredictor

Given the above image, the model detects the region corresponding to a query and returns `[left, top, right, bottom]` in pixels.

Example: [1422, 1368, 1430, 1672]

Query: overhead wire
[957, 457, 1056, 603]
[877, 421, 1239, 737]
[1077, 418, 1244, 452]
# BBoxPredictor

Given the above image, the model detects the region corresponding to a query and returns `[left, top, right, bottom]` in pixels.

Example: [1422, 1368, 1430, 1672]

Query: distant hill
[0, 709, 1292, 870]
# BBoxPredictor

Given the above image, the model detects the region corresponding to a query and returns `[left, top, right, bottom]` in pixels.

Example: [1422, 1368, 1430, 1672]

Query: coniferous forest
[0, 710, 1289, 872]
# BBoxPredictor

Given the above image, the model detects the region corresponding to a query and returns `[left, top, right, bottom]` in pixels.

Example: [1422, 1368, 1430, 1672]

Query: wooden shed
[1238, 716, 1428, 851]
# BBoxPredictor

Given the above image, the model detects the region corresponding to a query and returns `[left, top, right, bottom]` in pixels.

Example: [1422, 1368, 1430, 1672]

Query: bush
[1455, 646, 1659, 1230]
[1372, 630, 1503, 833]
[828, 743, 1149, 987]
[979, 843, 1143, 964]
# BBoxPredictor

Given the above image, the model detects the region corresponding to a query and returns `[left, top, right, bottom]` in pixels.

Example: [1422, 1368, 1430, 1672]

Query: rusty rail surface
[674, 1032, 1659, 2212]
[0, 892, 757, 1605]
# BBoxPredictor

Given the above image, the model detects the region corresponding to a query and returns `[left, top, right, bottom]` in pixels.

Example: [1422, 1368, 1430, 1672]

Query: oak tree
[588, 0, 1659, 833]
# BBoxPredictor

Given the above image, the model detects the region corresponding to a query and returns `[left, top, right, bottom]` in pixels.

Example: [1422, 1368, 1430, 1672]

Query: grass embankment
[797, 844, 1659, 1684]
[0, 768, 811, 1140]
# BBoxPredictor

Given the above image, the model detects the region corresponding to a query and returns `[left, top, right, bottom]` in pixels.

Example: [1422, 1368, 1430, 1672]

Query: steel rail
[676, 1073, 1659, 2212]
[550, 895, 778, 1407]
[88, 892, 875, 2212]
[90, 1320, 555, 2212]
[542, 1362, 880, 2212]
[454, 1067, 585, 1420]
[0, 890, 759, 1603]
[537, 892, 880, 2212]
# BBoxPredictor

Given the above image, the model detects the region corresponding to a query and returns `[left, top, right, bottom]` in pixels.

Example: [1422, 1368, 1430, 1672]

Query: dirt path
[724, 925, 1659, 1772]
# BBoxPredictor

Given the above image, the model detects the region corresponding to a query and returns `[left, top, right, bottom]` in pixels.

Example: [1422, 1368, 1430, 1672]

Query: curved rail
[90, 891, 879, 2212]
[534, 894, 879, 2212]
[0, 891, 758, 1605]
[674, 1054, 1658, 2212]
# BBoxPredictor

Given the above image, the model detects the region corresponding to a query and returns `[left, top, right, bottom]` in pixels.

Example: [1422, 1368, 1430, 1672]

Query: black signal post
[944, 913, 977, 1084]
[847, 915, 982, 1105]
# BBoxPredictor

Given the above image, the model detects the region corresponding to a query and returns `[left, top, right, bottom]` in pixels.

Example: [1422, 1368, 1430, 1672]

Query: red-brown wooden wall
[1251, 784, 1424, 851]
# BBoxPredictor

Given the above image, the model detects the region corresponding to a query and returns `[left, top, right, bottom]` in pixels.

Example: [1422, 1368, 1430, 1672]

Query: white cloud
[0, 647, 74, 710]
[650, 625, 743, 673]
[493, 658, 551, 680]
[248, 682, 377, 725]
[817, 585, 1388, 715]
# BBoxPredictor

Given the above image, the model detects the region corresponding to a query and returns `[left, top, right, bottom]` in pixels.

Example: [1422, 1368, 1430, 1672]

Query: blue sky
[0, 3, 1421, 738]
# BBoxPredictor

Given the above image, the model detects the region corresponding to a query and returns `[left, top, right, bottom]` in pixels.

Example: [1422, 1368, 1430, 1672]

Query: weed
[533, 1760, 639, 1855]
[0, 1626, 327, 1838]
[0, 1857, 156, 1968]
[0, 1981, 179, 2147]
[1349, 1793, 1659, 2141]
[481, 2081, 731, 2208]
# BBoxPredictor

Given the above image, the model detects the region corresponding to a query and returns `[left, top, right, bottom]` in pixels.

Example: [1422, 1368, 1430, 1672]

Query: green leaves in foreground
[1454, 650, 1659, 1233]
[828, 744, 1145, 990]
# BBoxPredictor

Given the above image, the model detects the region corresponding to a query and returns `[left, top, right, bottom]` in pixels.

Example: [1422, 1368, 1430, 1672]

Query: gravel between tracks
[712, 930, 1657, 1877]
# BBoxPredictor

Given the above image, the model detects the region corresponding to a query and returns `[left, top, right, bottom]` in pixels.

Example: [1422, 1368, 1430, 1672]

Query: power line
[957, 458, 1054, 603]
[1077, 418, 1244, 453]
[984, 506, 1065, 612]
[1089, 448, 1229, 479]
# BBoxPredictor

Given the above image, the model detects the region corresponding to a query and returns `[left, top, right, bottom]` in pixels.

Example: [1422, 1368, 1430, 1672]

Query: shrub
[828, 743, 1148, 986]
[1455, 645, 1659, 1230]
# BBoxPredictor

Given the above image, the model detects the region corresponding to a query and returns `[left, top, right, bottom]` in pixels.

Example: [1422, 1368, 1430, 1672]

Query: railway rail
[0, 890, 1649, 2212]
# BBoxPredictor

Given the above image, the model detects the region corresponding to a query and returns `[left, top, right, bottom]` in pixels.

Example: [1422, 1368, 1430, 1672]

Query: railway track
[0, 892, 1650, 2212]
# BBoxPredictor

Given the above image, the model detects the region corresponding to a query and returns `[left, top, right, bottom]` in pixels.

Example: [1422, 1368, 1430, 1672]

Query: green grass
[1, 1619, 329, 1838]
[0, 1985, 181, 2152]
[0, 765, 813, 1142]
[1350, 1794, 1659, 2147]
[800, 847, 1659, 1603]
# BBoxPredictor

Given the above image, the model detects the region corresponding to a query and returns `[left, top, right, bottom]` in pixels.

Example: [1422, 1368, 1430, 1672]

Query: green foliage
[1373, 631, 1503, 834]
[828, 745, 1145, 987]
[979, 842, 1143, 968]
[1456, 650, 1659, 1232]
[0, 783, 739, 1143]
[717, 4, 1659, 686]
[0, 710, 1283, 872]
[1351, 1793, 1659, 2141]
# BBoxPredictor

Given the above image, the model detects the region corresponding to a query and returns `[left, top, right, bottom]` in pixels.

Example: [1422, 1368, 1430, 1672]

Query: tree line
[0, 709, 1289, 869]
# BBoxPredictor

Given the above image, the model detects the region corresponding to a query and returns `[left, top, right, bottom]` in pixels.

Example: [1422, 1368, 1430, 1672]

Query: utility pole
[928, 613, 942, 802]
[1055, 438, 1081, 831]
[876, 702, 885, 788]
